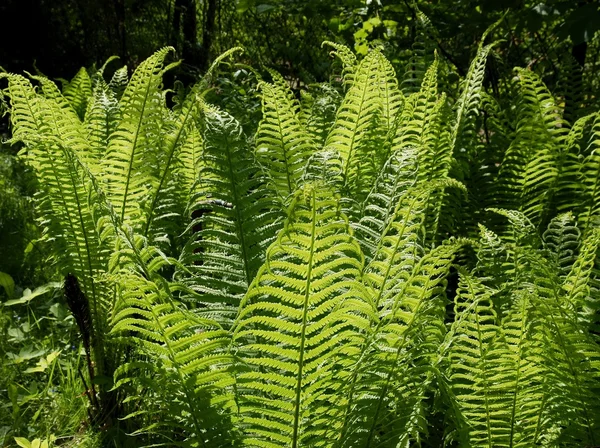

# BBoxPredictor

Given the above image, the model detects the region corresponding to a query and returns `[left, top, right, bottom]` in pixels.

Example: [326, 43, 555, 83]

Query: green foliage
[2, 13, 600, 447]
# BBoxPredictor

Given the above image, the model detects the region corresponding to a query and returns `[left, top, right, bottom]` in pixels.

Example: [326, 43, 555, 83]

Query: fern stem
[291, 188, 317, 448]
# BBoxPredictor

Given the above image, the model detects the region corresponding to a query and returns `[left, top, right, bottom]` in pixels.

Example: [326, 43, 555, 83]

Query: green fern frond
[527, 255, 600, 445]
[63, 67, 92, 119]
[451, 19, 502, 176]
[84, 80, 121, 164]
[352, 148, 418, 262]
[299, 83, 341, 146]
[542, 212, 581, 279]
[111, 238, 237, 446]
[102, 46, 175, 227]
[255, 80, 315, 201]
[142, 82, 203, 241]
[233, 184, 372, 448]
[401, 8, 437, 95]
[322, 41, 357, 88]
[175, 121, 204, 204]
[577, 112, 600, 232]
[109, 65, 128, 100]
[324, 50, 383, 189]
[336, 241, 460, 447]
[177, 104, 282, 324]
[552, 112, 596, 216]
[442, 270, 510, 447]
[28, 73, 81, 122]
[495, 69, 568, 227]
[362, 179, 464, 307]
[562, 228, 600, 329]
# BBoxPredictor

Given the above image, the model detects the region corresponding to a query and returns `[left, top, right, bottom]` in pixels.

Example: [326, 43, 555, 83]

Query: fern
[255, 80, 315, 201]
[176, 103, 282, 324]
[233, 184, 372, 447]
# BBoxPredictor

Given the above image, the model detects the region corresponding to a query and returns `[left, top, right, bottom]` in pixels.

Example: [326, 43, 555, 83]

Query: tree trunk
[199, 0, 218, 72]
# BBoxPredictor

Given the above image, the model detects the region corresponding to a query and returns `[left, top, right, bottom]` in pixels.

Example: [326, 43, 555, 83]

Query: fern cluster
[3, 16, 600, 447]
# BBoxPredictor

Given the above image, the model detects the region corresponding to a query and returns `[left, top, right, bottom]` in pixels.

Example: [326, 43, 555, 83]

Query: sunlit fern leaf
[176, 104, 283, 325]
[352, 147, 418, 262]
[393, 56, 447, 185]
[487, 208, 540, 249]
[578, 112, 600, 233]
[1, 75, 109, 314]
[233, 184, 372, 448]
[450, 18, 502, 168]
[175, 121, 204, 206]
[62, 67, 92, 119]
[142, 83, 203, 243]
[302, 148, 345, 193]
[35, 92, 99, 172]
[473, 224, 516, 299]
[28, 73, 81, 122]
[361, 179, 464, 309]
[552, 112, 596, 216]
[109, 65, 128, 101]
[1, 73, 49, 142]
[84, 80, 121, 163]
[102, 47, 175, 227]
[496, 69, 568, 227]
[401, 8, 437, 95]
[255, 80, 315, 201]
[494, 290, 548, 448]
[322, 41, 357, 88]
[542, 212, 581, 280]
[324, 50, 383, 189]
[336, 241, 460, 448]
[525, 252, 600, 445]
[442, 270, 512, 447]
[299, 83, 341, 147]
[562, 228, 600, 330]
[373, 51, 404, 136]
[110, 239, 237, 446]
[195, 46, 244, 91]
[90, 55, 120, 87]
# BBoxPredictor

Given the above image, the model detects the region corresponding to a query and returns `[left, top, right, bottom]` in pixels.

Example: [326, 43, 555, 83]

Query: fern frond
[62, 67, 92, 119]
[111, 238, 237, 446]
[84, 80, 120, 164]
[177, 104, 282, 324]
[442, 270, 509, 447]
[299, 83, 341, 147]
[337, 241, 460, 447]
[542, 212, 581, 279]
[142, 82, 203, 241]
[562, 228, 600, 329]
[322, 41, 357, 88]
[578, 112, 600, 232]
[102, 47, 175, 227]
[352, 148, 418, 262]
[324, 50, 383, 190]
[109, 65, 128, 100]
[233, 184, 372, 448]
[255, 80, 315, 201]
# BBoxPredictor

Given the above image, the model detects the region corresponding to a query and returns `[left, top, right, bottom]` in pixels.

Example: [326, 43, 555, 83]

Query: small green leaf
[0, 271, 15, 298]
[256, 4, 274, 14]
[14, 437, 31, 448]
[8, 383, 19, 414]
[4, 282, 61, 306]
[236, 0, 251, 13]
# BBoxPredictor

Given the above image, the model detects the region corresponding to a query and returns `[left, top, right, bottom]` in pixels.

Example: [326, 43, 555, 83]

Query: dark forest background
[1, 0, 599, 85]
